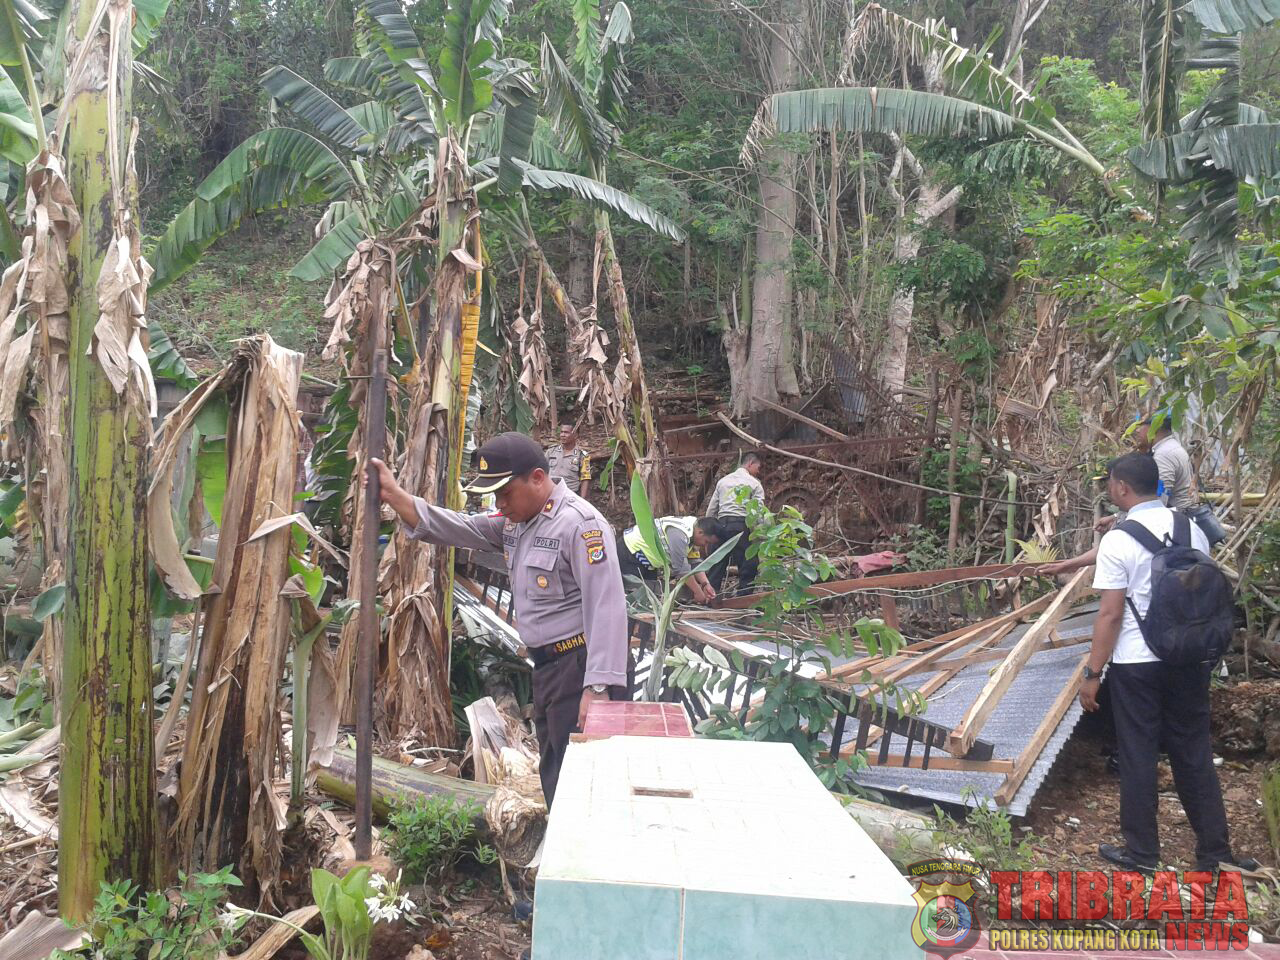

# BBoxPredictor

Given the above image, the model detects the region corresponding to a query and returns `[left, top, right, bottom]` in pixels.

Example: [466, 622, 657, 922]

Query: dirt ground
[1025, 678, 1276, 872]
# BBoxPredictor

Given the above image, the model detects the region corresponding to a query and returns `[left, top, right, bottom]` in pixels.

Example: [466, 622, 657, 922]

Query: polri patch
[534, 536, 560, 550]
[586, 542, 606, 565]
[535, 574, 550, 588]
[581, 529, 603, 541]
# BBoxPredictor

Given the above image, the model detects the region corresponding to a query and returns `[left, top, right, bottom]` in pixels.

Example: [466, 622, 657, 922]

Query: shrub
[385, 794, 497, 884]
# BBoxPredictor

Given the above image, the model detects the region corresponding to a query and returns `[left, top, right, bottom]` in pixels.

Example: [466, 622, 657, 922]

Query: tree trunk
[597, 216, 677, 512]
[567, 211, 591, 306]
[174, 338, 302, 906]
[59, 0, 155, 921]
[736, 0, 800, 416]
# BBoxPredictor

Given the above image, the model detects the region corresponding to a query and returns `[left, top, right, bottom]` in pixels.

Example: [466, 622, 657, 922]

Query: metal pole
[355, 312, 387, 861]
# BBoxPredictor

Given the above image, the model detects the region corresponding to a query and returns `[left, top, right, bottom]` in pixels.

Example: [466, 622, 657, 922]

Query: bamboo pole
[946, 389, 962, 564]
[355, 310, 386, 861]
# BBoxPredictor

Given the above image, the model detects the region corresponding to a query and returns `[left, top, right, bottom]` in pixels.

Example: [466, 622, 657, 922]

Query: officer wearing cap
[369, 432, 630, 805]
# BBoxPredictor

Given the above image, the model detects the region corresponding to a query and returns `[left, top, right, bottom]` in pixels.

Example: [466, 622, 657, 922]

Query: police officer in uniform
[369, 433, 629, 805]
[618, 515, 726, 604]
[545, 423, 591, 498]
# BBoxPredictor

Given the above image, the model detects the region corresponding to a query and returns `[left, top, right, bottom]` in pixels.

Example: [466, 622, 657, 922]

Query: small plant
[52, 867, 243, 960]
[930, 788, 1041, 876]
[385, 793, 496, 884]
[219, 867, 414, 960]
[626, 471, 740, 701]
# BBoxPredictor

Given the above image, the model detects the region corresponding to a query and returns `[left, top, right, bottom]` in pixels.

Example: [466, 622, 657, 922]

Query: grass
[148, 210, 333, 371]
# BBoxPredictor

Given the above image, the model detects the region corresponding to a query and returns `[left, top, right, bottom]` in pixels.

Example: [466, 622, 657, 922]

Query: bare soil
[1025, 678, 1275, 872]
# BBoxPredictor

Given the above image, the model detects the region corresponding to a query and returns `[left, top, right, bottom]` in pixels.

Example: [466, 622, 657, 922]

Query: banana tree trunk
[59, 0, 156, 921]
[378, 179, 473, 744]
[596, 216, 676, 513]
[522, 234, 644, 473]
[174, 338, 302, 907]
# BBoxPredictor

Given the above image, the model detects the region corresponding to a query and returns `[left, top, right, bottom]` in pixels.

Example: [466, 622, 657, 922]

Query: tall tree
[59, 0, 158, 920]
[737, 0, 802, 415]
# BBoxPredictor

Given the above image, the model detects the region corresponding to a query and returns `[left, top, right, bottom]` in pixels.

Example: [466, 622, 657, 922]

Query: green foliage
[919, 441, 984, 533]
[51, 868, 244, 960]
[304, 867, 376, 960]
[385, 794, 496, 884]
[0, 669, 51, 732]
[930, 789, 1041, 874]
[665, 498, 911, 791]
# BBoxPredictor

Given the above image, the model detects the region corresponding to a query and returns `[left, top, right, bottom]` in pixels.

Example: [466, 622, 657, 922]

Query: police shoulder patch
[580, 528, 604, 541]
[586, 542, 606, 564]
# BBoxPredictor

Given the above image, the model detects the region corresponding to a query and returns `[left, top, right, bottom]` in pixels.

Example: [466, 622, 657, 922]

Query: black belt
[528, 632, 586, 667]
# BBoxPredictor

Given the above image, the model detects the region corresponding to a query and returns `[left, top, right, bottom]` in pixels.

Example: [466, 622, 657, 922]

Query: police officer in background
[705, 451, 767, 595]
[369, 432, 630, 805]
[545, 422, 591, 498]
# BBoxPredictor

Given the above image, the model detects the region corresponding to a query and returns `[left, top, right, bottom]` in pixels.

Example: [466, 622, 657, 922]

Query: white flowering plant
[216, 867, 415, 960]
[301, 866, 416, 960]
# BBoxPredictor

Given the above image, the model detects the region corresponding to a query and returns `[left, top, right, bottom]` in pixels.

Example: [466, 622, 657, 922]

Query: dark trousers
[707, 516, 757, 595]
[1109, 661, 1231, 866]
[616, 532, 656, 586]
[531, 645, 632, 806]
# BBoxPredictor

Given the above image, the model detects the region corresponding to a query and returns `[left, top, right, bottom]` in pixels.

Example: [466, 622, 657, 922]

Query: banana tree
[744, 4, 1109, 394]
[537, 2, 682, 510]
[1125, 0, 1280, 282]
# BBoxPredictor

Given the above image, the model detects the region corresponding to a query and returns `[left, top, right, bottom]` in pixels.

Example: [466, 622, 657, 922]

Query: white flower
[369, 873, 388, 891]
[218, 905, 252, 933]
[397, 893, 416, 913]
[365, 896, 403, 924]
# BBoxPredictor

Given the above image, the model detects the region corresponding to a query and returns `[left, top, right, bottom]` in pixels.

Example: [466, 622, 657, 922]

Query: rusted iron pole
[355, 314, 387, 860]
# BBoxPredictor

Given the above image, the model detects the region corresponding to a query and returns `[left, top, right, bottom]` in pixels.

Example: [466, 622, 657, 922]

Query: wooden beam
[930, 633, 1089, 672]
[864, 754, 1014, 774]
[995, 655, 1089, 805]
[715, 562, 1038, 610]
[751, 394, 850, 442]
[947, 567, 1093, 757]
[823, 590, 1054, 682]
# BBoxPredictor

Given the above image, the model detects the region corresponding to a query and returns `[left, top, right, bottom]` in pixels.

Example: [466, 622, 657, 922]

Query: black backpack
[1117, 512, 1235, 665]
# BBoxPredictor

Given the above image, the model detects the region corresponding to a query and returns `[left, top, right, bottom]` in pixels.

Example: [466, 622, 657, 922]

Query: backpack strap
[1117, 519, 1165, 555]
[1171, 510, 1192, 548]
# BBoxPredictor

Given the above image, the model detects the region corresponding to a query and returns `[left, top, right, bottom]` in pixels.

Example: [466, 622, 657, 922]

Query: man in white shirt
[704, 452, 766, 595]
[1084, 452, 1253, 873]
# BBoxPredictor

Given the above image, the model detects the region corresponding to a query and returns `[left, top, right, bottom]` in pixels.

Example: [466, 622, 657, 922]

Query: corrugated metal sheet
[851, 602, 1100, 815]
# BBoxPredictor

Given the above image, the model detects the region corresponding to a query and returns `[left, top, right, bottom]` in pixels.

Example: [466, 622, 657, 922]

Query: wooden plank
[751, 394, 851, 442]
[930, 633, 1089, 672]
[864, 754, 1014, 773]
[878, 594, 900, 631]
[948, 567, 1093, 757]
[994, 655, 1089, 805]
[824, 590, 1054, 682]
[714, 562, 1037, 610]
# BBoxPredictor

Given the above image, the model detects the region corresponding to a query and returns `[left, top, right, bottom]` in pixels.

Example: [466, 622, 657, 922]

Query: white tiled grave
[532, 736, 919, 960]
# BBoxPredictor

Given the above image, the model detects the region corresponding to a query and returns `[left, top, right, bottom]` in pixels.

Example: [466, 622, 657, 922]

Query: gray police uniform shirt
[705, 466, 765, 519]
[1151, 435, 1196, 510]
[404, 480, 629, 688]
[545, 444, 590, 488]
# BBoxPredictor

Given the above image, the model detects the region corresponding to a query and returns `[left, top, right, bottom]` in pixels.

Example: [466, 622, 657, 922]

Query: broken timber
[946, 566, 1093, 758]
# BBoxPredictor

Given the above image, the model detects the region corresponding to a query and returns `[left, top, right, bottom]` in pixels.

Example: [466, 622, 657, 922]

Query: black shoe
[512, 898, 533, 922]
[1196, 853, 1261, 872]
[1099, 843, 1157, 874]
